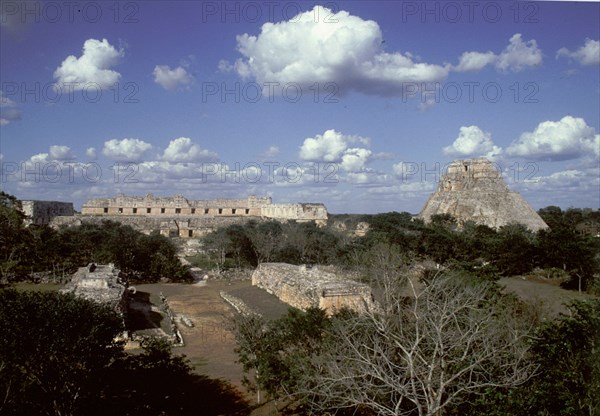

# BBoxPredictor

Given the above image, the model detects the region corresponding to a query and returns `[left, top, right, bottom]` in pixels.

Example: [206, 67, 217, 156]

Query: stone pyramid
[418, 158, 548, 231]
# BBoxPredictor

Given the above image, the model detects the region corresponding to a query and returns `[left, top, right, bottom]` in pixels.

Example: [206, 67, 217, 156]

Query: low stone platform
[251, 263, 377, 315]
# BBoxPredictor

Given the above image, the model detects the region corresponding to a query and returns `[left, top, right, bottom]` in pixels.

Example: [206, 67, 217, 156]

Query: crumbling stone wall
[261, 203, 328, 226]
[60, 193, 328, 237]
[419, 158, 548, 231]
[50, 214, 259, 237]
[252, 263, 377, 314]
[61, 263, 127, 317]
[21, 200, 74, 226]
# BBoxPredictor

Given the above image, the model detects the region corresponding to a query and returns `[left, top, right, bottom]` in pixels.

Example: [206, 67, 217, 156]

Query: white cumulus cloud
[230, 5, 449, 96]
[453, 34, 542, 73]
[153, 65, 194, 91]
[86, 147, 97, 159]
[506, 116, 599, 160]
[260, 145, 280, 158]
[496, 34, 542, 72]
[454, 51, 497, 72]
[341, 148, 372, 172]
[0, 108, 21, 125]
[299, 129, 373, 172]
[0, 90, 21, 125]
[54, 38, 124, 90]
[102, 138, 152, 162]
[556, 38, 600, 66]
[443, 126, 502, 159]
[160, 137, 218, 162]
[49, 145, 75, 160]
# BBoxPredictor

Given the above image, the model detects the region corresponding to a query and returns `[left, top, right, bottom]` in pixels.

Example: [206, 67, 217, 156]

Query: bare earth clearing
[499, 276, 596, 316]
[135, 281, 247, 389]
[134, 279, 291, 397]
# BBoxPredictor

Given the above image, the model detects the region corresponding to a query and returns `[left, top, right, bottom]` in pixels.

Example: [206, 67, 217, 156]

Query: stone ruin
[252, 263, 378, 315]
[332, 220, 370, 237]
[20, 200, 74, 226]
[418, 158, 549, 231]
[60, 263, 127, 318]
[50, 194, 328, 238]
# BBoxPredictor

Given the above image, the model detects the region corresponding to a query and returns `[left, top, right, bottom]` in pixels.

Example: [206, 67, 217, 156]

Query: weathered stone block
[252, 263, 377, 315]
[21, 200, 74, 226]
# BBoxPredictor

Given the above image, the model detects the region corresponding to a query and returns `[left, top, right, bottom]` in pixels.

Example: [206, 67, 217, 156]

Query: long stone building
[419, 158, 548, 231]
[50, 194, 328, 238]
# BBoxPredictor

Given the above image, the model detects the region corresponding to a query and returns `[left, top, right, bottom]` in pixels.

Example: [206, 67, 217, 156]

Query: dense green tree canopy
[0, 288, 123, 415]
[0, 193, 191, 283]
[0, 288, 249, 416]
[199, 208, 599, 291]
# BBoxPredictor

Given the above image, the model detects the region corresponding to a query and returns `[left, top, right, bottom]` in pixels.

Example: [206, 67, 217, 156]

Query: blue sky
[1, 1, 598, 213]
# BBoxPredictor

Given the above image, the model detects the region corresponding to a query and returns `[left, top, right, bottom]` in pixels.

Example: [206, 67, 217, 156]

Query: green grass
[227, 285, 292, 321]
[499, 276, 597, 316]
[10, 282, 64, 292]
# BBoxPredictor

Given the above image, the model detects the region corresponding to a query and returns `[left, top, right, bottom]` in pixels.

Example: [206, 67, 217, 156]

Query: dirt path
[135, 280, 250, 392]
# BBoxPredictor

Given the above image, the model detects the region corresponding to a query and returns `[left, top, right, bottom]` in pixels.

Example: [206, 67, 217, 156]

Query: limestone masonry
[21, 200, 74, 226]
[252, 263, 378, 314]
[50, 194, 328, 237]
[418, 158, 548, 231]
[60, 263, 127, 317]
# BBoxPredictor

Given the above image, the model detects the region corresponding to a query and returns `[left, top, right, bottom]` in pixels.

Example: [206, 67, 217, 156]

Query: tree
[363, 212, 423, 254]
[226, 224, 256, 268]
[517, 299, 600, 416]
[536, 226, 599, 290]
[0, 288, 123, 415]
[234, 308, 331, 405]
[357, 242, 410, 312]
[0, 192, 30, 281]
[0, 288, 249, 415]
[248, 221, 283, 264]
[468, 299, 600, 416]
[304, 274, 536, 416]
[135, 232, 192, 282]
[491, 223, 536, 275]
[53, 222, 191, 283]
[275, 222, 341, 265]
[233, 312, 269, 404]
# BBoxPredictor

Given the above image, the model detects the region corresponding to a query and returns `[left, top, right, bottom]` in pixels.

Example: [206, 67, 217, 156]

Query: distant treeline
[0, 192, 191, 283]
[196, 207, 600, 291]
[1, 191, 598, 290]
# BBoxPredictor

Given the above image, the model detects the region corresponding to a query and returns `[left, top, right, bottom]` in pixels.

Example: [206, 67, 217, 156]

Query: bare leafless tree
[303, 274, 537, 416]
